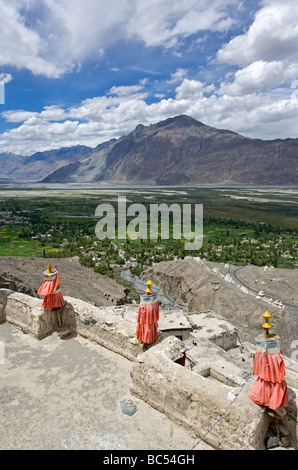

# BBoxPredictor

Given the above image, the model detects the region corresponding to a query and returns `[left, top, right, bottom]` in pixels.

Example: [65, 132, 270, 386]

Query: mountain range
[1, 115, 297, 185]
[0, 145, 93, 181]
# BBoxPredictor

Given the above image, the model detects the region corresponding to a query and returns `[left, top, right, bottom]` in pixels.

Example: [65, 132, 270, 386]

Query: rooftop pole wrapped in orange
[38, 264, 65, 323]
[249, 310, 288, 411]
[136, 280, 159, 345]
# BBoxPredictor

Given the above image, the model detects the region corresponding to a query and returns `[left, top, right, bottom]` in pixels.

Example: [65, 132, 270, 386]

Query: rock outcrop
[142, 259, 298, 357]
[0, 256, 127, 307]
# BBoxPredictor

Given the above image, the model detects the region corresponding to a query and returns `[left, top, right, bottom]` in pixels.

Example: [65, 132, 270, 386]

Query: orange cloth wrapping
[136, 300, 159, 344]
[252, 350, 286, 383]
[249, 339, 288, 410]
[38, 269, 65, 310]
[249, 376, 288, 410]
[136, 321, 158, 344]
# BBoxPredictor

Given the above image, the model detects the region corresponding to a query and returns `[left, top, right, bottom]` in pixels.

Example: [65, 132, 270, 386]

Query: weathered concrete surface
[0, 322, 207, 450]
[61, 296, 140, 362]
[0, 256, 127, 306]
[188, 310, 238, 351]
[0, 288, 55, 339]
[158, 309, 192, 341]
[1, 288, 297, 450]
[185, 335, 250, 386]
[143, 259, 298, 356]
[130, 336, 269, 450]
[0, 289, 140, 361]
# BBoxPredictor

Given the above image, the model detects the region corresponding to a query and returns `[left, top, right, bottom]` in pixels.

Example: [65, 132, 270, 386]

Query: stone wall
[130, 335, 268, 450]
[0, 288, 56, 339]
[61, 296, 140, 361]
[0, 288, 140, 361]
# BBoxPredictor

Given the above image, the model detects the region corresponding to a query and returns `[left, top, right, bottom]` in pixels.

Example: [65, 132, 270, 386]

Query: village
[0, 201, 297, 273]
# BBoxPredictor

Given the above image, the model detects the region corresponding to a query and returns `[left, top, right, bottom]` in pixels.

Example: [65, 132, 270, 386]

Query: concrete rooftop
[0, 322, 212, 450]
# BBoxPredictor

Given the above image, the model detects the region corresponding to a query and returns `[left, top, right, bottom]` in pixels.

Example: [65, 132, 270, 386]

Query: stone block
[188, 310, 238, 351]
[130, 336, 268, 450]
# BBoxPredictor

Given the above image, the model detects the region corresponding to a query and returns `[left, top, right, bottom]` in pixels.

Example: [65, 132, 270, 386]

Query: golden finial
[262, 310, 272, 337]
[47, 264, 53, 273]
[145, 280, 153, 294]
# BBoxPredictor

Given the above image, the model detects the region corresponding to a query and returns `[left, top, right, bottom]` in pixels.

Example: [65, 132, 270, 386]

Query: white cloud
[175, 79, 215, 100]
[0, 1, 63, 77]
[126, 0, 240, 49]
[0, 73, 13, 85]
[175, 79, 205, 100]
[42, 0, 130, 70]
[0, 0, 243, 78]
[217, 0, 298, 66]
[0, 0, 298, 155]
[0, 0, 130, 77]
[167, 68, 188, 84]
[2, 110, 36, 123]
[219, 60, 298, 96]
[215, 0, 298, 106]
[107, 84, 145, 98]
[2, 105, 67, 123]
[2, 74, 298, 155]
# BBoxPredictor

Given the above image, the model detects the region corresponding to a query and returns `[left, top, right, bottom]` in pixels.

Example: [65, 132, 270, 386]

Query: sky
[0, 0, 298, 155]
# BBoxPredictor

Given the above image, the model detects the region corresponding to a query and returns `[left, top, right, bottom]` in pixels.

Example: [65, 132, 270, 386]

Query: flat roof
[158, 309, 192, 331]
[0, 321, 212, 450]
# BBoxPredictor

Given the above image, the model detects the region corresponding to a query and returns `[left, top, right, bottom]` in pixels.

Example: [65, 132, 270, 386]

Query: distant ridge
[43, 115, 298, 185]
[0, 145, 93, 181]
[1, 115, 297, 184]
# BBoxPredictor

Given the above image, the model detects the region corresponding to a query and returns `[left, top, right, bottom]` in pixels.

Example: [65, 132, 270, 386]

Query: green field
[0, 186, 297, 274]
[0, 226, 56, 257]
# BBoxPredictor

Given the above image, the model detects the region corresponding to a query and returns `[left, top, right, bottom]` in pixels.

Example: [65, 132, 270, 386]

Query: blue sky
[0, 0, 298, 155]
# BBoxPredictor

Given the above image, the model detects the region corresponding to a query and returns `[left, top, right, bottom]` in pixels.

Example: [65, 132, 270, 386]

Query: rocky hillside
[0, 256, 127, 306]
[43, 115, 298, 185]
[0, 145, 94, 181]
[142, 258, 298, 356]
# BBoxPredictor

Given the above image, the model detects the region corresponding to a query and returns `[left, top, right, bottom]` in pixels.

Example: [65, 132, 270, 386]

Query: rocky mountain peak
[43, 115, 298, 185]
[2, 114, 295, 185]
